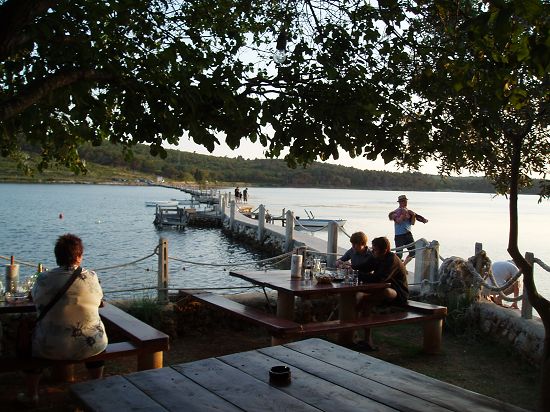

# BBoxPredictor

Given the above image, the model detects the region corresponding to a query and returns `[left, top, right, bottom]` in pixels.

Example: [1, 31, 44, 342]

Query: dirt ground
[0, 320, 539, 411]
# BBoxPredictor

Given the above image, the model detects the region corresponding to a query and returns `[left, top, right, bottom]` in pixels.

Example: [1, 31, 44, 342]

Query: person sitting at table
[335, 231, 372, 270]
[19, 234, 108, 406]
[354, 236, 409, 351]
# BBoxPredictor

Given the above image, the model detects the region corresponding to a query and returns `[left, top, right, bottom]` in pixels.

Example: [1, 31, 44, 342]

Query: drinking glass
[320, 263, 327, 275]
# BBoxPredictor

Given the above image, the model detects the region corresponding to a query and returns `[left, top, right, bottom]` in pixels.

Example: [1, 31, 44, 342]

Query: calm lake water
[1, 184, 549, 299]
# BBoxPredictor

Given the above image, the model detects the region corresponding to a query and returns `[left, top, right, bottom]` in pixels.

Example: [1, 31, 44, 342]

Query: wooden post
[230, 200, 236, 230]
[157, 238, 169, 304]
[326, 221, 338, 268]
[428, 240, 440, 283]
[413, 238, 429, 284]
[282, 208, 286, 226]
[473, 242, 485, 283]
[258, 204, 265, 242]
[137, 351, 164, 370]
[221, 194, 226, 216]
[521, 252, 534, 320]
[284, 210, 294, 251]
[423, 319, 443, 354]
[337, 292, 356, 345]
[52, 365, 75, 383]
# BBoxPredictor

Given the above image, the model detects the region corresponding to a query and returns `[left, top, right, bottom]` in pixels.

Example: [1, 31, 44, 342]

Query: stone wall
[468, 301, 544, 366]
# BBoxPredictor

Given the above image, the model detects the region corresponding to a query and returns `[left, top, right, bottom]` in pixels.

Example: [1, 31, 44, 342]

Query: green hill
[0, 143, 542, 194]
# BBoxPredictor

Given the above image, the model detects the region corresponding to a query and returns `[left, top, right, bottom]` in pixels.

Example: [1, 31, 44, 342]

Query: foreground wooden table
[70, 338, 526, 412]
[230, 270, 390, 344]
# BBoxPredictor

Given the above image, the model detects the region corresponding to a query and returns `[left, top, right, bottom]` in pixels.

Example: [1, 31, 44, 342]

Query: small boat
[294, 210, 346, 229]
[145, 200, 179, 207]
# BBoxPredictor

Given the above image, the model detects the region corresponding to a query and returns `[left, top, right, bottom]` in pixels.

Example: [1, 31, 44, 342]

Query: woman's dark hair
[54, 234, 84, 266]
[371, 236, 391, 255]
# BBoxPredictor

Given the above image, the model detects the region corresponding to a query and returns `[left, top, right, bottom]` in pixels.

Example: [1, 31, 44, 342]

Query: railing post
[258, 204, 266, 242]
[284, 210, 294, 251]
[157, 238, 169, 304]
[221, 194, 227, 217]
[521, 252, 534, 320]
[414, 239, 440, 287]
[5, 255, 19, 293]
[413, 238, 428, 284]
[474, 241, 483, 273]
[327, 221, 338, 268]
[429, 240, 440, 283]
[230, 200, 236, 230]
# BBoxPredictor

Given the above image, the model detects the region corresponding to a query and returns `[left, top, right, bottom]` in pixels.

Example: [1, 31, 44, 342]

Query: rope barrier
[0, 255, 41, 269]
[92, 249, 159, 271]
[338, 226, 352, 239]
[168, 250, 294, 267]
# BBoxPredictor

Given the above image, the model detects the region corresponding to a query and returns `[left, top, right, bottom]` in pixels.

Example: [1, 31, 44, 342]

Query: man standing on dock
[389, 195, 428, 266]
[243, 188, 248, 203]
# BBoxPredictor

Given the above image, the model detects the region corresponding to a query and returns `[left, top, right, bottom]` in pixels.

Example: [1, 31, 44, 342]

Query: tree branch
[0, 0, 56, 61]
[0, 69, 115, 122]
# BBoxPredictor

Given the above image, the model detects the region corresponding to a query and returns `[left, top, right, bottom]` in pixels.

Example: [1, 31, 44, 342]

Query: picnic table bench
[183, 291, 446, 353]
[0, 302, 170, 377]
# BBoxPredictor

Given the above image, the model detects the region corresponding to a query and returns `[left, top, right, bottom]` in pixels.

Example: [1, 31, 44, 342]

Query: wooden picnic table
[229, 269, 390, 344]
[70, 337, 527, 412]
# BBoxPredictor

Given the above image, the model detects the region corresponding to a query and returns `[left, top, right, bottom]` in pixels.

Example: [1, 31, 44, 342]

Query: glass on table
[320, 262, 327, 275]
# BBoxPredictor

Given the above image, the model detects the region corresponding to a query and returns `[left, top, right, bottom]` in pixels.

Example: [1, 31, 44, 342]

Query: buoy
[59, 213, 64, 219]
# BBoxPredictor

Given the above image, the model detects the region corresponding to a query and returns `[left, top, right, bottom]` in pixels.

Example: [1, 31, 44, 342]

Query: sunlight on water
[1, 184, 549, 300]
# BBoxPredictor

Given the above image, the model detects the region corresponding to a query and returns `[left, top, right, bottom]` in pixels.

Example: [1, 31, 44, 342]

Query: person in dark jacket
[354, 236, 409, 351]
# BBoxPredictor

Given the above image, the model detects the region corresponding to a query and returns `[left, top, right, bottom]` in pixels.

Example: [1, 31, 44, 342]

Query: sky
[172, 136, 444, 176]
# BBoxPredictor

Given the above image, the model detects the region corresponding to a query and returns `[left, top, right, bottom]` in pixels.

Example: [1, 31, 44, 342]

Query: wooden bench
[0, 302, 170, 377]
[183, 291, 302, 337]
[185, 292, 446, 354]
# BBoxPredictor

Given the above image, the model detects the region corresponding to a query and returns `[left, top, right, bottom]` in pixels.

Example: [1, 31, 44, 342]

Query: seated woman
[335, 231, 372, 269]
[21, 234, 108, 405]
[354, 236, 409, 351]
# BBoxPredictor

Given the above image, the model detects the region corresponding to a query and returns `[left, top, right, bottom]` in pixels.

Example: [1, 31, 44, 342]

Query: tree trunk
[506, 132, 550, 411]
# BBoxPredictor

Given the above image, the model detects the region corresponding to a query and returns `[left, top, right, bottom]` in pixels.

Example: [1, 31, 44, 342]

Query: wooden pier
[153, 205, 190, 229]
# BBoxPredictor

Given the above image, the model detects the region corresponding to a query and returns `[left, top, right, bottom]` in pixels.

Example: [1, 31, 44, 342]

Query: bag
[16, 317, 37, 358]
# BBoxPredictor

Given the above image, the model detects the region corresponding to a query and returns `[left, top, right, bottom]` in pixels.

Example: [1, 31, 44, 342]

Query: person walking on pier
[234, 187, 241, 203]
[389, 194, 428, 266]
[243, 188, 248, 203]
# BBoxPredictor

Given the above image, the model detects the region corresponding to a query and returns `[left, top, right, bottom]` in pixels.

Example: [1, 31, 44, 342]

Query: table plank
[229, 270, 389, 297]
[71, 375, 167, 412]
[219, 349, 398, 412]
[250, 345, 448, 412]
[284, 339, 528, 412]
[125, 366, 242, 412]
[172, 357, 320, 412]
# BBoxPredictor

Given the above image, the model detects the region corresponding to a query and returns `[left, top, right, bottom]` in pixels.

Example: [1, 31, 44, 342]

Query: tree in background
[402, 2, 548, 408]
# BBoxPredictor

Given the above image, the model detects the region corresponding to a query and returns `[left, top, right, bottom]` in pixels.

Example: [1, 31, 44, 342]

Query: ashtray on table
[269, 365, 291, 385]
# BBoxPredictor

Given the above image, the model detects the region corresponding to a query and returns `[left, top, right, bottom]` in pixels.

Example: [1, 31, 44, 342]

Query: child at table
[354, 236, 409, 351]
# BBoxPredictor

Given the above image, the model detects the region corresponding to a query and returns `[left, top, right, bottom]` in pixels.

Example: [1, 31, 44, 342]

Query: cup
[290, 254, 303, 279]
[320, 262, 327, 275]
